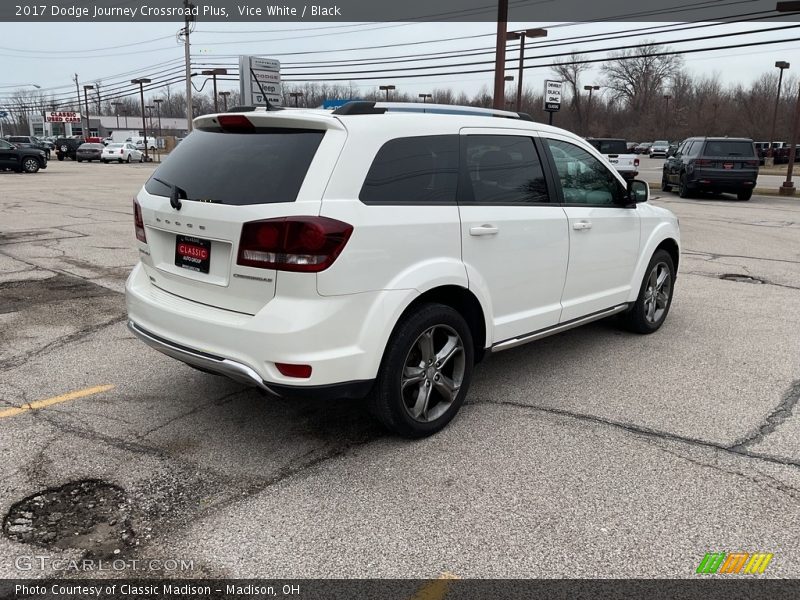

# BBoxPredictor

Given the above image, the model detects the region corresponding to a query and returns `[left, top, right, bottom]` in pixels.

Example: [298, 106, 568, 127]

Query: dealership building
[31, 114, 190, 139]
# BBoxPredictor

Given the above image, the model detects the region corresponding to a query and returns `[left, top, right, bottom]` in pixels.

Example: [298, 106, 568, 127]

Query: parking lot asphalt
[1, 159, 799, 578]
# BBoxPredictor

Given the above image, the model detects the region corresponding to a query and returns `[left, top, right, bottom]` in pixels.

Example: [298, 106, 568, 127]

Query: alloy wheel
[400, 325, 465, 423]
[643, 262, 671, 324]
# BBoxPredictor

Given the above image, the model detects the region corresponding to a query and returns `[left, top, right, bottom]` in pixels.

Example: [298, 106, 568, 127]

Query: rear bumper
[125, 262, 411, 395]
[688, 170, 757, 190]
[127, 320, 373, 399]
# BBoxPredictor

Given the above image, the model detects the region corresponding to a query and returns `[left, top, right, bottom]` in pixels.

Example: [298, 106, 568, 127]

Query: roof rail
[332, 101, 386, 115]
[332, 101, 524, 120]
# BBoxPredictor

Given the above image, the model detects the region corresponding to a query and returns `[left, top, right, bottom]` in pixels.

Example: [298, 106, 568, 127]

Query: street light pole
[584, 85, 599, 136]
[779, 83, 800, 196]
[663, 94, 672, 140]
[768, 60, 790, 166]
[131, 78, 152, 161]
[201, 69, 228, 113]
[219, 91, 230, 112]
[507, 28, 547, 112]
[153, 98, 163, 137]
[379, 85, 395, 101]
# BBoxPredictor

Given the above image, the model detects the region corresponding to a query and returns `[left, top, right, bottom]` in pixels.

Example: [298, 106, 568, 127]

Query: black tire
[369, 303, 474, 438]
[678, 173, 691, 198]
[139, 154, 144, 163]
[57, 154, 64, 161]
[102, 160, 108, 164]
[22, 157, 40, 173]
[661, 173, 671, 192]
[118, 158, 123, 164]
[126, 155, 131, 163]
[77, 159, 83, 163]
[737, 188, 753, 201]
[620, 249, 675, 334]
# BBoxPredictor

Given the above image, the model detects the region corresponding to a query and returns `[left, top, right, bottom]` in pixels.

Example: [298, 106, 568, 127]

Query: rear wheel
[369, 303, 474, 438]
[102, 160, 108, 164]
[77, 159, 83, 163]
[620, 249, 675, 334]
[139, 154, 144, 163]
[118, 158, 123, 164]
[126, 154, 131, 163]
[737, 188, 753, 201]
[57, 154, 64, 161]
[22, 157, 40, 173]
[661, 173, 671, 192]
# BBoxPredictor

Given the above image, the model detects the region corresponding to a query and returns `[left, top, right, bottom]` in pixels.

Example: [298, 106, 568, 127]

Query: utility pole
[181, 0, 195, 132]
[83, 85, 94, 138]
[73, 74, 82, 136]
[663, 94, 672, 140]
[584, 85, 600, 136]
[112, 101, 122, 129]
[492, 0, 508, 110]
[132, 78, 152, 161]
[153, 98, 163, 137]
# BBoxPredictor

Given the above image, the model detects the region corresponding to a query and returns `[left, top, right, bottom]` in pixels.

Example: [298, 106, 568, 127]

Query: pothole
[719, 274, 767, 284]
[3, 479, 135, 557]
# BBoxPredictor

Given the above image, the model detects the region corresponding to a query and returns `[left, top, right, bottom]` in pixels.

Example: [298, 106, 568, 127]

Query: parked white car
[126, 102, 680, 437]
[102, 142, 143, 163]
[133, 136, 157, 151]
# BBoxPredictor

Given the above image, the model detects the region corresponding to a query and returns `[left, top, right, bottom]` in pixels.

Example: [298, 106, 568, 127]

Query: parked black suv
[0, 138, 48, 173]
[54, 137, 85, 161]
[6, 135, 50, 159]
[662, 137, 758, 201]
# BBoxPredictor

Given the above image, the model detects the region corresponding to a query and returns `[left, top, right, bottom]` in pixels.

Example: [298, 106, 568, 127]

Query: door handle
[572, 220, 593, 231]
[469, 225, 499, 236]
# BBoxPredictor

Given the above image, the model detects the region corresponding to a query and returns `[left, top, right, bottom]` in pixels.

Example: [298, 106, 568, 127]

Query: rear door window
[144, 128, 325, 205]
[359, 135, 459, 204]
[464, 135, 550, 204]
[701, 141, 755, 157]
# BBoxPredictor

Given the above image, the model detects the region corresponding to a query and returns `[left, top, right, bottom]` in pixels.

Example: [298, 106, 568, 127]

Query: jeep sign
[543, 80, 562, 112]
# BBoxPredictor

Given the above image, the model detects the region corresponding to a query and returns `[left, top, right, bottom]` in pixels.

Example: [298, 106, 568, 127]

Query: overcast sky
[1, 19, 799, 104]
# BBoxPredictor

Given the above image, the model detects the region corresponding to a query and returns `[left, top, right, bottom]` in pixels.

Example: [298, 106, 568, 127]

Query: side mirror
[628, 179, 649, 203]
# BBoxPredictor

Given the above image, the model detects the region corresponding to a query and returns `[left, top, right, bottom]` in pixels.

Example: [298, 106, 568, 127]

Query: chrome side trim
[491, 304, 630, 353]
[127, 320, 279, 396]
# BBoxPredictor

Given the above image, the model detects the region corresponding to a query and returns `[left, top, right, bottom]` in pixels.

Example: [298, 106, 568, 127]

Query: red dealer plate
[175, 235, 211, 274]
[723, 162, 734, 169]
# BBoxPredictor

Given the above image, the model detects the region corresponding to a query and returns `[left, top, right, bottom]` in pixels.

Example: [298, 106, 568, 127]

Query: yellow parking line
[0, 385, 115, 419]
[410, 572, 461, 600]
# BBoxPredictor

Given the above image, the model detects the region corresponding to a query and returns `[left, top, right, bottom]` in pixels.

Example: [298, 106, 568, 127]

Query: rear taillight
[120, 149, 124, 154]
[745, 160, 758, 167]
[695, 159, 713, 166]
[133, 198, 147, 243]
[634, 158, 640, 167]
[237, 216, 353, 273]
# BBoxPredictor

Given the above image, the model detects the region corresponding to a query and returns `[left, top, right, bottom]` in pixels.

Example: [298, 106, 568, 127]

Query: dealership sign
[543, 80, 562, 112]
[238, 56, 283, 107]
[46, 111, 81, 123]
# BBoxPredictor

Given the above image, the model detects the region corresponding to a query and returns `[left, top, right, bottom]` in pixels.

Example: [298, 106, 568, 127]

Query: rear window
[360, 135, 459, 204]
[587, 139, 628, 155]
[702, 141, 755, 157]
[144, 128, 325, 205]
[8, 137, 29, 142]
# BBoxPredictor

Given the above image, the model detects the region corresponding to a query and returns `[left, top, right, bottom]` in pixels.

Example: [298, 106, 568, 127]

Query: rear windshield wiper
[153, 177, 188, 210]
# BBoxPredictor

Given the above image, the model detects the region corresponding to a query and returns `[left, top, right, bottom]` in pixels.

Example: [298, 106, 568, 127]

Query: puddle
[3, 479, 135, 557]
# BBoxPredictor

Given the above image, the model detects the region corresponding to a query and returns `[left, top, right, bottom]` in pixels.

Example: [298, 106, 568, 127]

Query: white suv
[126, 102, 680, 437]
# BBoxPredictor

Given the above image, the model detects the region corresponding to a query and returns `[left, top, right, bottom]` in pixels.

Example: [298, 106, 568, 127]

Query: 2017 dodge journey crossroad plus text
[126, 101, 680, 437]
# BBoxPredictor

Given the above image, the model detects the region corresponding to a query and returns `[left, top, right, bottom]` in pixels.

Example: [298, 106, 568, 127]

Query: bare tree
[551, 52, 591, 133]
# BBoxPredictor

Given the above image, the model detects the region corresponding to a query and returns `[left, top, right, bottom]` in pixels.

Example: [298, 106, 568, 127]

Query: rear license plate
[175, 235, 211, 274]
[723, 162, 734, 170]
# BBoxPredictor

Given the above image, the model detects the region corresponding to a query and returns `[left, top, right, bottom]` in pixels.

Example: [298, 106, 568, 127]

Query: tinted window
[145, 128, 324, 205]
[701, 141, 755, 157]
[465, 135, 550, 203]
[8, 137, 29, 143]
[0, 140, 13, 149]
[546, 139, 624, 205]
[360, 135, 458, 204]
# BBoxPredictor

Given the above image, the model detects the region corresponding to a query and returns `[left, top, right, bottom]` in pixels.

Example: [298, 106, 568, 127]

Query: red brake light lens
[275, 363, 312, 378]
[695, 159, 713, 166]
[237, 216, 353, 272]
[634, 158, 640, 167]
[217, 114, 255, 132]
[133, 198, 147, 243]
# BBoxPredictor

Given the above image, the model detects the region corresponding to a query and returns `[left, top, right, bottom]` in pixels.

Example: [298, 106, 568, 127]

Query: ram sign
[543, 80, 563, 112]
[239, 56, 283, 107]
[45, 111, 81, 123]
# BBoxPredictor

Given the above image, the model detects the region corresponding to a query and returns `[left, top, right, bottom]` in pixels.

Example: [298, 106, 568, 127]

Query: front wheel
[126, 154, 131, 163]
[737, 188, 753, 201]
[620, 250, 675, 334]
[139, 154, 144, 163]
[369, 303, 474, 438]
[678, 174, 691, 198]
[22, 158, 40, 173]
[661, 173, 671, 192]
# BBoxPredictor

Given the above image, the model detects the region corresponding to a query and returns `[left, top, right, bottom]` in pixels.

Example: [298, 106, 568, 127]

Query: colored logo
[696, 552, 773, 574]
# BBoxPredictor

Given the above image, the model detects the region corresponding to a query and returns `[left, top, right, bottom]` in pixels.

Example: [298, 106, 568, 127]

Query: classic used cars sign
[45, 111, 81, 123]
